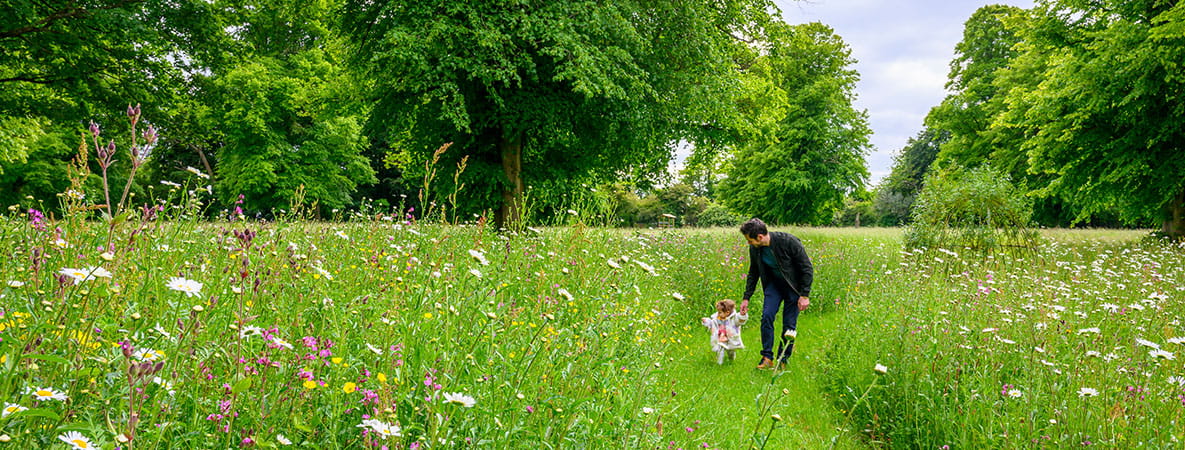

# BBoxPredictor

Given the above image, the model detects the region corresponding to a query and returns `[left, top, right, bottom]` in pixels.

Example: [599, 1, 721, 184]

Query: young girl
[701, 299, 748, 364]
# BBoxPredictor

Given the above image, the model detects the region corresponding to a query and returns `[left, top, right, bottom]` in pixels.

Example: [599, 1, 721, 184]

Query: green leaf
[293, 414, 312, 433]
[10, 408, 61, 421]
[22, 353, 71, 365]
[231, 377, 252, 395]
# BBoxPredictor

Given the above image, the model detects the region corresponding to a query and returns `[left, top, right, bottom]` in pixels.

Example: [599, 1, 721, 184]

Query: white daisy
[1136, 338, 1161, 350]
[28, 386, 68, 401]
[1077, 387, 1098, 397]
[1150, 349, 1175, 360]
[1, 403, 27, 417]
[442, 392, 476, 407]
[1077, 327, 1101, 335]
[5, 280, 23, 288]
[57, 431, 94, 449]
[276, 434, 291, 445]
[166, 277, 203, 297]
[873, 363, 888, 375]
[468, 249, 489, 266]
[356, 419, 401, 439]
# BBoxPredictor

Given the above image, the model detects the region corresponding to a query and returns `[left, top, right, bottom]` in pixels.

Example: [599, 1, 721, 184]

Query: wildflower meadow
[1, 199, 1182, 449]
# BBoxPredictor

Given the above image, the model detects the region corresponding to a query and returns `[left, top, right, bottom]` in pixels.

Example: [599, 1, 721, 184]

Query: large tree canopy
[343, 0, 775, 225]
[716, 21, 871, 225]
[999, 0, 1185, 234]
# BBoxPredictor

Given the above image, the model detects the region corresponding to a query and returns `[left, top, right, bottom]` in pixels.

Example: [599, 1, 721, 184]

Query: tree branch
[0, 0, 144, 40]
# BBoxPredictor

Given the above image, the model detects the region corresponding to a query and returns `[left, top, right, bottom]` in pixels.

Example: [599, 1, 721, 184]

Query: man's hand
[739, 299, 749, 315]
[798, 296, 810, 311]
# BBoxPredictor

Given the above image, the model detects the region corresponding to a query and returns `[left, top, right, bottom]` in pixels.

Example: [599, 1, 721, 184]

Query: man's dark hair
[740, 218, 768, 239]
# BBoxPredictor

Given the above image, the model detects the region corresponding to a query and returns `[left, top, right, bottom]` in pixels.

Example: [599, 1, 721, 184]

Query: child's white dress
[701, 311, 748, 352]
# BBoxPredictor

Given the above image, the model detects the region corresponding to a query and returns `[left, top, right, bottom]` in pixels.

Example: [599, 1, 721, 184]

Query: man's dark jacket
[743, 231, 814, 300]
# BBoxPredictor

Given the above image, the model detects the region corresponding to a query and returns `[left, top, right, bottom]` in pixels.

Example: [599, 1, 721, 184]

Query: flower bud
[89, 121, 100, 137]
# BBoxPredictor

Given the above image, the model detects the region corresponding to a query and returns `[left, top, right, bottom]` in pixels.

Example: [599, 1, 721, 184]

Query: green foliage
[904, 164, 1039, 252]
[694, 202, 744, 228]
[0, 116, 45, 172]
[998, 0, 1185, 233]
[875, 128, 948, 226]
[211, 51, 376, 215]
[344, 0, 777, 224]
[717, 22, 871, 226]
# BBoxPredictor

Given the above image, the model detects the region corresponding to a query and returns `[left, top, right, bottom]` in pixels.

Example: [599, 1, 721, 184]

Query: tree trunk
[1165, 187, 1185, 239]
[496, 132, 523, 228]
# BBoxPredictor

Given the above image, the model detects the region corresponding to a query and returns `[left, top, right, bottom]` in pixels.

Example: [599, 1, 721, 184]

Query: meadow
[1, 206, 1181, 448]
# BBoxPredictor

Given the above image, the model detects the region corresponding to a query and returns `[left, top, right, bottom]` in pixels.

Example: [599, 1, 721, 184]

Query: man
[739, 218, 813, 370]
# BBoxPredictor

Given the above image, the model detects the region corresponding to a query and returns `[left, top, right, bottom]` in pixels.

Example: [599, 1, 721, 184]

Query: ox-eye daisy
[166, 277, 203, 297]
[58, 431, 94, 449]
[27, 386, 67, 401]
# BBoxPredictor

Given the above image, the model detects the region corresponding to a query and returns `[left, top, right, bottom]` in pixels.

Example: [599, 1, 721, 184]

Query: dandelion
[343, 382, 357, 394]
[1, 403, 27, 417]
[1078, 387, 1099, 397]
[443, 392, 476, 407]
[28, 386, 68, 401]
[166, 277, 203, 297]
[58, 431, 94, 449]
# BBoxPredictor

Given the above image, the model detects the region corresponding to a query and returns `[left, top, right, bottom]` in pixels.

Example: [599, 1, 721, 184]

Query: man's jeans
[760, 281, 799, 362]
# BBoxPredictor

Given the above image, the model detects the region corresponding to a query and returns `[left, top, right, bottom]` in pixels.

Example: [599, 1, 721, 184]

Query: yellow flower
[332, 357, 343, 365]
[423, 312, 433, 319]
[377, 373, 387, 384]
[343, 382, 356, 393]
[303, 380, 317, 390]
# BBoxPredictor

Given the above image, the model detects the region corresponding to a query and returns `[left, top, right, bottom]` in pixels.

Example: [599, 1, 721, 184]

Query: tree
[1000, 0, 1185, 235]
[874, 128, 947, 226]
[925, 5, 1025, 171]
[210, 51, 376, 215]
[716, 21, 871, 225]
[343, 0, 776, 226]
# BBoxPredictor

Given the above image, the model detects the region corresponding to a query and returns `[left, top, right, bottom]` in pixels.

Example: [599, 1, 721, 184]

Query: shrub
[903, 164, 1039, 252]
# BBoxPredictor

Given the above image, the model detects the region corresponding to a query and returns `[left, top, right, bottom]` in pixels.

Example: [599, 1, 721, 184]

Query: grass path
[661, 308, 867, 449]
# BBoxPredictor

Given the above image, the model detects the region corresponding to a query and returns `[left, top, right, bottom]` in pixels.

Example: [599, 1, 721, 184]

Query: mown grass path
[661, 307, 866, 449]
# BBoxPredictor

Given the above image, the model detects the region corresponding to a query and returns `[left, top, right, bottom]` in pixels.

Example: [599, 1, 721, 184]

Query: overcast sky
[775, 0, 1033, 186]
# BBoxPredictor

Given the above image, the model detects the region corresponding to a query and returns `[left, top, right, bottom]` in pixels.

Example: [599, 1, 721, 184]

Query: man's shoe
[756, 357, 776, 370]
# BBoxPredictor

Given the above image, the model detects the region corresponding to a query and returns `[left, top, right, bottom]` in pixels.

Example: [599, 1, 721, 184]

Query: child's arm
[734, 311, 748, 326]
[701, 317, 712, 328]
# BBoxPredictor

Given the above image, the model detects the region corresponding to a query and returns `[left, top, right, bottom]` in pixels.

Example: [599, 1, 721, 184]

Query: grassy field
[0, 212, 1179, 448]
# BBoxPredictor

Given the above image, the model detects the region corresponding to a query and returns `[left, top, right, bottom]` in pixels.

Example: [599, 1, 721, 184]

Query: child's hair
[715, 299, 736, 314]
